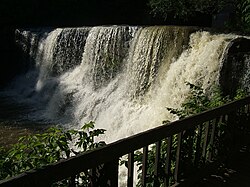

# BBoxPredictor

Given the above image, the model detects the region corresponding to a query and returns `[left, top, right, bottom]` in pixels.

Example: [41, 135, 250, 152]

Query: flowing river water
[0, 26, 249, 146]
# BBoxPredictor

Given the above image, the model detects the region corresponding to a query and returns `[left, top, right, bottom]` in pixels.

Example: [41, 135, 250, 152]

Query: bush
[229, 0, 250, 34]
[148, 0, 223, 21]
[129, 82, 248, 186]
[0, 121, 106, 184]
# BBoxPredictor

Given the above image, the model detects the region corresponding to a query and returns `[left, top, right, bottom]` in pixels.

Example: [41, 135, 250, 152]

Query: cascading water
[3, 26, 246, 143]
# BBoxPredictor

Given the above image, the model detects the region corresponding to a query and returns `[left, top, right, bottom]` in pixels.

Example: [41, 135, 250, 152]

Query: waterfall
[8, 26, 244, 143]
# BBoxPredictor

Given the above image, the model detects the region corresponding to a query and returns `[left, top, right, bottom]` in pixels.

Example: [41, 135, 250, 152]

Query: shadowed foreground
[194, 126, 250, 187]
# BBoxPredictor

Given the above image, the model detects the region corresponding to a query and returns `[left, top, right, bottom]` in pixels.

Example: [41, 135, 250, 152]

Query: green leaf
[82, 121, 95, 130]
[0, 123, 106, 182]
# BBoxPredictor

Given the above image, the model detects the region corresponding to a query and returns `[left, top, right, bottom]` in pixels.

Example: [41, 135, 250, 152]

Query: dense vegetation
[129, 83, 248, 186]
[0, 122, 105, 185]
[148, 0, 223, 21]
[147, 0, 250, 33]
[0, 0, 249, 184]
[229, 0, 250, 33]
[1, 0, 250, 30]
[0, 83, 248, 185]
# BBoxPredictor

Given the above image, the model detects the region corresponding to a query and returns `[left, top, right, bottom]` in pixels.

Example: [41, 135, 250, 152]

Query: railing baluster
[89, 168, 96, 187]
[194, 125, 202, 168]
[202, 121, 210, 160]
[154, 141, 161, 187]
[142, 146, 148, 186]
[104, 159, 119, 187]
[185, 128, 195, 177]
[164, 136, 173, 187]
[247, 104, 250, 121]
[1, 97, 249, 187]
[69, 175, 76, 187]
[214, 115, 224, 157]
[174, 132, 183, 183]
[90, 164, 118, 187]
[208, 118, 217, 161]
[127, 152, 134, 187]
[224, 114, 229, 125]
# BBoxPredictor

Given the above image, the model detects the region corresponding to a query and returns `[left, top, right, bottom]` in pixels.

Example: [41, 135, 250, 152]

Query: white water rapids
[7, 26, 239, 143]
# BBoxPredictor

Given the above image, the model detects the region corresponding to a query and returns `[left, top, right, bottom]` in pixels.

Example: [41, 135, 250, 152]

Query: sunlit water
[1, 26, 242, 145]
[2, 25, 250, 186]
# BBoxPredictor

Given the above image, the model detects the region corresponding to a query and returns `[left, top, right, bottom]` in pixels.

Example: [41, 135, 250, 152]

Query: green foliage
[148, 0, 191, 20]
[234, 88, 248, 100]
[167, 82, 230, 119]
[131, 136, 179, 187]
[128, 83, 247, 186]
[167, 83, 210, 119]
[229, 0, 250, 34]
[147, 0, 250, 34]
[0, 121, 106, 183]
[148, 0, 223, 21]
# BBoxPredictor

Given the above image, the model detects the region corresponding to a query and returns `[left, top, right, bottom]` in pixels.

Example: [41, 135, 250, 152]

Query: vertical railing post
[174, 132, 183, 183]
[194, 125, 202, 168]
[142, 146, 148, 186]
[164, 136, 173, 187]
[89, 168, 97, 187]
[101, 159, 119, 187]
[208, 118, 217, 161]
[154, 141, 161, 187]
[227, 110, 238, 153]
[69, 175, 76, 187]
[127, 152, 134, 187]
[92, 158, 119, 187]
[202, 121, 210, 161]
[185, 128, 195, 177]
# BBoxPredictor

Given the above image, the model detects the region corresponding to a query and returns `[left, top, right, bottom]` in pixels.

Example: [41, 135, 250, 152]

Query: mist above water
[6, 26, 239, 143]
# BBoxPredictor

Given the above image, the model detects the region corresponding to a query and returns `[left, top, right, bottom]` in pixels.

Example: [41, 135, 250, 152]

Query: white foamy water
[6, 26, 240, 144]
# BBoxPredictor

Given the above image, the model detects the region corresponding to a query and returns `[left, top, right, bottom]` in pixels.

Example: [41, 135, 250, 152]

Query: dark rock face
[219, 38, 250, 97]
[0, 27, 23, 88]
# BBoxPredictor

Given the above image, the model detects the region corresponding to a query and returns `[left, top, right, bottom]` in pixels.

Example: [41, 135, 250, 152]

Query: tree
[147, 0, 223, 21]
[147, 0, 250, 34]
[230, 0, 250, 33]
[0, 122, 106, 186]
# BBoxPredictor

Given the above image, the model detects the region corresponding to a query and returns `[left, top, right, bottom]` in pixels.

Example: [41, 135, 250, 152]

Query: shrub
[148, 0, 223, 21]
[130, 82, 248, 186]
[232, 0, 250, 33]
[0, 121, 106, 185]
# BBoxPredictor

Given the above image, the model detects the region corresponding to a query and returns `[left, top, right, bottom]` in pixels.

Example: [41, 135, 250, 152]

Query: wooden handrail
[1, 96, 250, 187]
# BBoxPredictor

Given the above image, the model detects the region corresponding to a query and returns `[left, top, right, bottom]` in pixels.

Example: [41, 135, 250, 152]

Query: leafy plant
[166, 82, 230, 120]
[147, 0, 223, 21]
[230, 0, 250, 34]
[0, 121, 106, 185]
[128, 83, 248, 186]
[234, 87, 248, 100]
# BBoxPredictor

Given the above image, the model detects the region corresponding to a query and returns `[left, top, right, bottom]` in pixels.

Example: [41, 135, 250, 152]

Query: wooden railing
[1, 96, 250, 187]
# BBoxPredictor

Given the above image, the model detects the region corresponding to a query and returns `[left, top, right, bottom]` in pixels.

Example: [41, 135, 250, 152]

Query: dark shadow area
[0, 0, 214, 87]
[1, 0, 152, 27]
[193, 115, 250, 187]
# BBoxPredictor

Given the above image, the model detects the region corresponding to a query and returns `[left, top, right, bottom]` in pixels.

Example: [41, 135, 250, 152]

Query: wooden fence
[1, 96, 250, 187]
